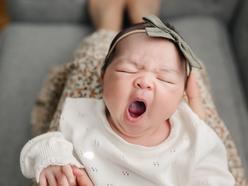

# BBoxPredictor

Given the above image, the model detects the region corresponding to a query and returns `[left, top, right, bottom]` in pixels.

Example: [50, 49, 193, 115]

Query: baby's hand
[39, 164, 78, 186]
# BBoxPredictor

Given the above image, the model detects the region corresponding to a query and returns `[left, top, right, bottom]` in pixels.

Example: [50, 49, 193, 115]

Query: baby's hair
[102, 21, 191, 88]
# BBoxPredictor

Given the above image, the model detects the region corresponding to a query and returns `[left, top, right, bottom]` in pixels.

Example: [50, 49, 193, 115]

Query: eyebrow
[116, 59, 140, 68]
[158, 68, 180, 75]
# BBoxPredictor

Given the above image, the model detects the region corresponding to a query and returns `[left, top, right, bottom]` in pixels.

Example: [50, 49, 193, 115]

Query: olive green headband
[105, 14, 202, 76]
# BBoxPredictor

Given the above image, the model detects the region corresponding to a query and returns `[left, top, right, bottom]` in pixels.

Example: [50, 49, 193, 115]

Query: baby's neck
[110, 120, 171, 147]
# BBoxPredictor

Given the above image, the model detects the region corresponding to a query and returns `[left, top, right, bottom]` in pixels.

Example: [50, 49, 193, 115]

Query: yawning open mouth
[128, 101, 146, 118]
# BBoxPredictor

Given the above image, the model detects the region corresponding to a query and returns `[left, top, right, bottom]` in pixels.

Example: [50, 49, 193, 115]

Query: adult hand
[186, 73, 207, 122]
[71, 166, 94, 186]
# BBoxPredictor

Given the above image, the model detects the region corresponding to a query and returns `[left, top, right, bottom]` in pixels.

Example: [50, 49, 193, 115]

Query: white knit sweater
[20, 98, 235, 185]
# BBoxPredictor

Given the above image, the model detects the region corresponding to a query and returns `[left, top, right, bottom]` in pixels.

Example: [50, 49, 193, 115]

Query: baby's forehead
[116, 33, 180, 54]
[115, 33, 185, 63]
[113, 34, 186, 73]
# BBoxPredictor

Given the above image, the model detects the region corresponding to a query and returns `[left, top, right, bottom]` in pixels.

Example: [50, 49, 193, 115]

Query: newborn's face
[101, 33, 185, 145]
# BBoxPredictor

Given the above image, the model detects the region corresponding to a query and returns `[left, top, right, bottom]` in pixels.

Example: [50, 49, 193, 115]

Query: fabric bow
[143, 14, 202, 69]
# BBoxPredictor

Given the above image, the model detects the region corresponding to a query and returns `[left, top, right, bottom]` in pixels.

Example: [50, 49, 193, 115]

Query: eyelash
[157, 78, 174, 84]
[117, 70, 174, 84]
[117, 70, 136, 74]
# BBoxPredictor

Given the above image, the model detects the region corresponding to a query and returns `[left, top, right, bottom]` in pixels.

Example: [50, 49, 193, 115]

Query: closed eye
[157, 78, 174, 84]
[116, 70, 136, 74]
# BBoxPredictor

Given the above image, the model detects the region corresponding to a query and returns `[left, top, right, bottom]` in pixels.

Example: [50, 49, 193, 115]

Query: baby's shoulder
[172, 101, 219, 141]
[168, 101, 226, 163]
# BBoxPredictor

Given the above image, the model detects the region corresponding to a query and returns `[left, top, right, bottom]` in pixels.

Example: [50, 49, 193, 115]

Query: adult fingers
[71, 166, 84, 177]
[76, 168, 94, 186]
[186, 73, 207, 121]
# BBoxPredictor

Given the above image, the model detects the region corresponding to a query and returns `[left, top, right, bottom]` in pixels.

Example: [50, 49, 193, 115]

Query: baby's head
[100, 15, 201, 143]
[102, 22, 190, 87]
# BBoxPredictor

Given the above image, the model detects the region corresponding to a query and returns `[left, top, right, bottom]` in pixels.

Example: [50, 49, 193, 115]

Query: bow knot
[143, 14, 202, 69]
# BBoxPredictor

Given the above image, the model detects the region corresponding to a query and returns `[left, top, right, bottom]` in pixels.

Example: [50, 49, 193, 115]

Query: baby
[20, 15, 235, 186]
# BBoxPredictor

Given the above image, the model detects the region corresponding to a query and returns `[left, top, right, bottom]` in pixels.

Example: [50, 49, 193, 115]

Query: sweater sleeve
[20, 131, 84, 183]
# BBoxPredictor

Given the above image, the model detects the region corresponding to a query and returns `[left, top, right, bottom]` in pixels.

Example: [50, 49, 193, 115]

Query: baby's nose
[134, 76, 153, 90]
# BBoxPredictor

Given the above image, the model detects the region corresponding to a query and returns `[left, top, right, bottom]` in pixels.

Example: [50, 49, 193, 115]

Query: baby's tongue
[128, 101, 146, 117]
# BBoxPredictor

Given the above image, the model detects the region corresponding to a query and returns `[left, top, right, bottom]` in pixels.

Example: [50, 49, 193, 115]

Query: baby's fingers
[55, 173, 72, 186]
[39, 172, 47, 186]
[61, 164, 77, 186]
[46, 173, 57, 186]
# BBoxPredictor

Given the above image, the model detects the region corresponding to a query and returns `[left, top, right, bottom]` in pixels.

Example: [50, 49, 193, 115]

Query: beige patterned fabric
[30, 29, 247, 186]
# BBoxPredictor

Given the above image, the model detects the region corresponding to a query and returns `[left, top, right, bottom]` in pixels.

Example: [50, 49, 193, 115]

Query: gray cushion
[6, 0, 240, 25]
[6, 0, 90, 23]
[160, 0, 241, 24]
[0, 24, 92, 185]
[233, 0, 248, 103]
